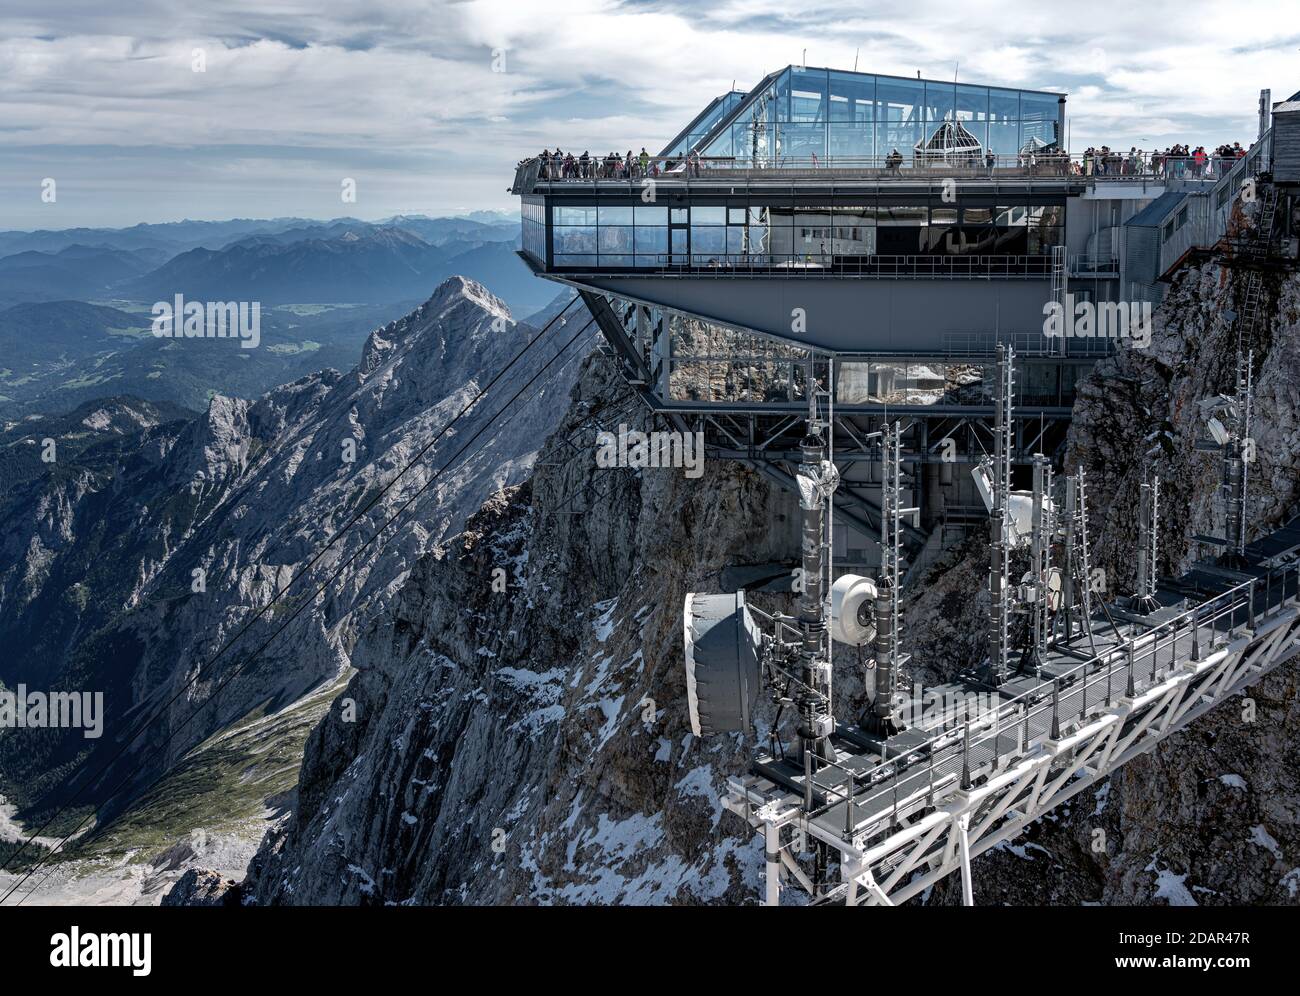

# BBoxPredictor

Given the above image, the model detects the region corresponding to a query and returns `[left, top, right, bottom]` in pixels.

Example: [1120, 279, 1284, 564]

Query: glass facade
[521, 196, 546, 262]
[699, 67, 1063, 166]
[660, 91, 746, 159]
[836, 358, 1085, 408]
[544, 196, 1063, 269]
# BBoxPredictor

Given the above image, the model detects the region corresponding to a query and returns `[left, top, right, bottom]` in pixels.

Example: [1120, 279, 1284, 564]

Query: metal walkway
[724, 515, 1300, 906]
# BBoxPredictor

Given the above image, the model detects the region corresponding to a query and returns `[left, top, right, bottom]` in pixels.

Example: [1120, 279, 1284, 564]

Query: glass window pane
[634, 226, 668, 253]
[956, 85, 989, 122]
[670, 207, 689, 224]
[988, 88, 1019, 123]
[829, 71, 874, 122]
[988, 121, 1019, 158]
[728, 207, 747, 224]
[1020, 119, 1059, 153]
[635, 205, 668, 224]
[958, 119, 989, 153]
[924, 82, 955, 122]
[555, 205, 598, 225]
[691, 206, 726, 224]
[598, 226, 633, 252]
[767, 204, 797, 227]
[829, 123, 873, 160]
[554, 226, 596, 252]
[599, 206, 634, 225]
[1020, 91, 1060, 123]
[880, 205, 927, 224]
[876, 77, 924, 123]
[781, 123, 825, 162]
[877, 120, 921, 160]
[690, 227, 727, 252]
[789, 67, 828, 123]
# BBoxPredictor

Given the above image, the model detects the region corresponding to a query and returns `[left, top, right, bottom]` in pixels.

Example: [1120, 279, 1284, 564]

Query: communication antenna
[864, 421, 914, 733]
[986, 343, 1016, 682]
[792, 364, 838, 803]
[1201, 349, 1254, 564]
[1132, 473, 1162, 613]
[1060, 467, 1099, 654]
[1023, 453, 1056, 669]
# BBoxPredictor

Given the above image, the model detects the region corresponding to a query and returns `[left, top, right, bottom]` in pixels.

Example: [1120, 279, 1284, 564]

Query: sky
[1, 0, 1297, 230]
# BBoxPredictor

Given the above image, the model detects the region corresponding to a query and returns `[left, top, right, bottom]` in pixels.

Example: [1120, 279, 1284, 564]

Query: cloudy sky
[2, 0, 1297, 229]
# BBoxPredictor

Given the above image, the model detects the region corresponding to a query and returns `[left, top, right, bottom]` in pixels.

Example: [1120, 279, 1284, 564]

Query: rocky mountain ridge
[0, 277, 584, 901]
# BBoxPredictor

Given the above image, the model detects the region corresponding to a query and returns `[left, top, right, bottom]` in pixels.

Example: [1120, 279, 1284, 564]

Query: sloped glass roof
[686, 66, 1064, 166]
[659, 91, 746, 158]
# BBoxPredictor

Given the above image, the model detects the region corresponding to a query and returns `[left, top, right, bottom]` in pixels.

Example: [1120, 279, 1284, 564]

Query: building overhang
[531, 263, 1057, 355]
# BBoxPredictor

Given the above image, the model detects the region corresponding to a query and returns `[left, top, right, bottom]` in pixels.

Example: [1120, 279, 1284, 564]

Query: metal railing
[1155, 128, 1274, 276]
[515, 151, 1252, 190]
[550, 252, 1056, 278]
[823, 562, 1299, 836]
[1069, 253, 1120, 276]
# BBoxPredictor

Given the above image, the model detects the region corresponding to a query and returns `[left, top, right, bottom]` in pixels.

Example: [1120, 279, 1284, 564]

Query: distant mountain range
[119, 226, 543, 310]
[0, 245, 168, 302]
[0, 298, 427, 417]
[0, 213, 518, 257]
[0, 213, 549, 318]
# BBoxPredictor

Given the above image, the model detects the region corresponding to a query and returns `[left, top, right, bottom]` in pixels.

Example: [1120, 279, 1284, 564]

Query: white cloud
[0, 0, 1295, 227]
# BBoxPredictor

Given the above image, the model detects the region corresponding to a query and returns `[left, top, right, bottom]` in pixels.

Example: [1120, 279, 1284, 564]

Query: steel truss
[579, 288, 1073, 545]
[724, 563, 1300, 906]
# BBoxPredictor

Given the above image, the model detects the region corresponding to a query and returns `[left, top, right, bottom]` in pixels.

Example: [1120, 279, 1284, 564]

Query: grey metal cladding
[687, 592, 761, 735]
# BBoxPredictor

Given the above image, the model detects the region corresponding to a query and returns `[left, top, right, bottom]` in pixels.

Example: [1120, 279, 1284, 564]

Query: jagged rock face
[246, 230, 1300, 905]
[0, 277, 579, 828]
[160, 868, 243, 907]
[247, 354, 810, 904]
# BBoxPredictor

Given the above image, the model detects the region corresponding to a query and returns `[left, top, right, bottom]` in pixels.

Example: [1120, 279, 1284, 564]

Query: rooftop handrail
[516, 149, 1252, 186]
[549, 253, 1057, 278]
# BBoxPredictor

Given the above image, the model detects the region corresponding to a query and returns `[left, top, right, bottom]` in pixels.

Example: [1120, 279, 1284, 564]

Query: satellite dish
[830, 574, 877, 646]
[1207, 416, 1229, 446]
[683, 591, 762, 737]
[970, 466, 1054, 548]
[1045, 568, 1063, 611]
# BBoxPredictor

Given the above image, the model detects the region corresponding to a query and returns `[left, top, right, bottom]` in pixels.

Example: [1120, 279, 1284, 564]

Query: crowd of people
[526, 139, 1252, 181]
[532, 147, 692, 180]
[1077, 142, 1247, 177]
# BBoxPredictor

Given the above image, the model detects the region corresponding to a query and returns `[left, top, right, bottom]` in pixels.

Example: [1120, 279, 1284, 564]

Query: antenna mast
[1133, 473, 1162, 612]
[794, 363, 837, 805]
[867, 420, 911, 733]
[986, 344, 1015, 682]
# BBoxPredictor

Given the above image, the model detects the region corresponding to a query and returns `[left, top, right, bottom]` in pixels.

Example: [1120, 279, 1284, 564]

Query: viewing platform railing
[513, 151, 1249, 193]
[548, 252, 1056, 278]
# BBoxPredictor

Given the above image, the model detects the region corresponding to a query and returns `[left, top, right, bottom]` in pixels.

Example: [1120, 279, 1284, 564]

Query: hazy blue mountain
[0, 299, 418, 417]
[118, 225, 547, 316]
[383, 214, 518, 246]
[0, 214, 517, 259]
[0, 246, 165, 303]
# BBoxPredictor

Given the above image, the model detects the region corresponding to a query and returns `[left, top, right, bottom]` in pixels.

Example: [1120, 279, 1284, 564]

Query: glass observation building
[679, 66, 1064, 167]
[517, 67, 1069, 276]
[686, 67, 1060, 167]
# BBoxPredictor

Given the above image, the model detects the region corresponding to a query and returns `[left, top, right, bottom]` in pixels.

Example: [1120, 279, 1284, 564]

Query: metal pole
[1050, 680, 1061, 739]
